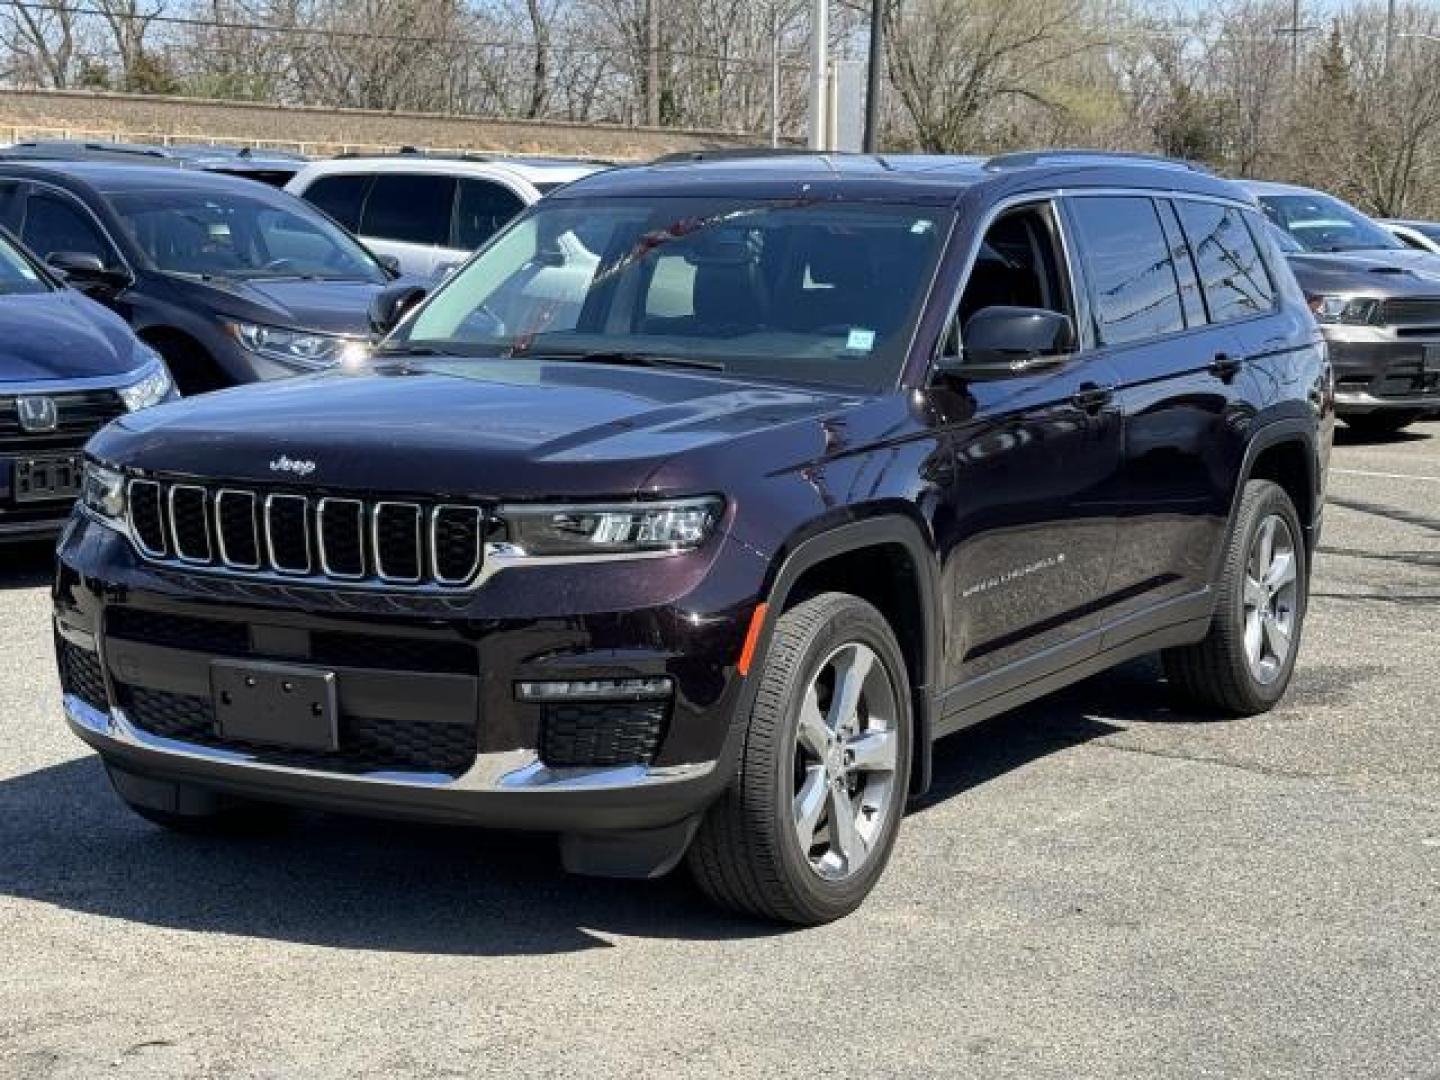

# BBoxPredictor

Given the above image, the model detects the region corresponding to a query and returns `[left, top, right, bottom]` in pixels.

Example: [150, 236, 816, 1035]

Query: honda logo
[16, 396, 58, 433]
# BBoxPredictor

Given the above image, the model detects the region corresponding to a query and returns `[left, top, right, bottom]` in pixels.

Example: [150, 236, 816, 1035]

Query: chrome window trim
[264, 493, 311, 575]
[429, 504, 483, 586]
[167, 484, 212, 564]
[317, 497, 366, 580]
[372, 501, 423, 584]
[214, 488, 260, 570]
[125, 478, 167, 557]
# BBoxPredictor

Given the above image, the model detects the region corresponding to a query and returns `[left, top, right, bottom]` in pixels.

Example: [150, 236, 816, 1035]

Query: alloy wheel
[1243, 514, 1299, 685]
[791, 642, 900, 881]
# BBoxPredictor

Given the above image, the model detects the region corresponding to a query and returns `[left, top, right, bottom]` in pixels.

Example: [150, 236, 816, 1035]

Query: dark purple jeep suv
[53, 152, 1332, 924]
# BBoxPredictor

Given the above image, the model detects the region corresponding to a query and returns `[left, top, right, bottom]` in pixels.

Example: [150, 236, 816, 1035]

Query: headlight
[499, 497, 723, 556]
[117, 351, 174, 411]
[81, 460, 126, 520]
[225, 321, 350, 370]
[1310, 296, 1380, 325]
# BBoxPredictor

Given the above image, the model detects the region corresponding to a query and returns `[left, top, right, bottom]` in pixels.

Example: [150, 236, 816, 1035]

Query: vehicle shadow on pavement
[0, 540, 55, 590]
[1332, 426, 1431, 447]
[0, 662, 1218, 954]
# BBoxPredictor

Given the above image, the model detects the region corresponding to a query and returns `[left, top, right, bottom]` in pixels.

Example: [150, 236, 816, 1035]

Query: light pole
[808, 0, 828, 150]
[862, 0, 884, 153]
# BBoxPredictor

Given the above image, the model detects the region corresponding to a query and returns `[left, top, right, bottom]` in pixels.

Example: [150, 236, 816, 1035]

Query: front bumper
[1322, 329, 1440, 415]
[54, 512, 767, 839]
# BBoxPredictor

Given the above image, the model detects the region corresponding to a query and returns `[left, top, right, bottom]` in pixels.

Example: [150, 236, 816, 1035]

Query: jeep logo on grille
[16, 396, 58, 433]
[269, 455, 317, 477]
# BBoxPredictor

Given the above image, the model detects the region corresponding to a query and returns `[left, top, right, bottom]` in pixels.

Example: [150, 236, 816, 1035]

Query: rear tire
[1343, 411, 1421, 438]
[1163, 480, 1307, 715]
[688, 593, 912, 925]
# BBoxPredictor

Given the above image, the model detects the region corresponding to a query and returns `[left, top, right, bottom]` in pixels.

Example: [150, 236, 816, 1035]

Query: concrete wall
[0, 88, 763, 161]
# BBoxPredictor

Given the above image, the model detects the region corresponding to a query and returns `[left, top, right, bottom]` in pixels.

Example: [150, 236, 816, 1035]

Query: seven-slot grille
[125, 477, 484, 587]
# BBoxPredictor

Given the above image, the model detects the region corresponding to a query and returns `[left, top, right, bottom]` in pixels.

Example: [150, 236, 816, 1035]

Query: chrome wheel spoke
[1243, 574, 1266, 611]
[827, 645, 873, 733]
[827, 785, 867, 871]
[1255, 516, 1276, 576]
[793, 766, 828, 853]
[1266, 551, 1296, 592]
[797, 686, 830, 759]
[1262, 612, 1292, 661]
[1244, 609, 1265, 666]
[846, 729, 897, 774]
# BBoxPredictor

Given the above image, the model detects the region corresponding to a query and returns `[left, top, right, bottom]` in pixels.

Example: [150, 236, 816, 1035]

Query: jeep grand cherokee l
[1248, 180, 1440, 436]
[54, 151, 1331, 924]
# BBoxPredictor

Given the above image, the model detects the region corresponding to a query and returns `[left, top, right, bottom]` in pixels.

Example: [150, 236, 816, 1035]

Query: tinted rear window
[300, 174, 371, 231]
[360, 174, 456, 246]
[1176, 200, 1274, 323]
[1069, 196, 1185, 346]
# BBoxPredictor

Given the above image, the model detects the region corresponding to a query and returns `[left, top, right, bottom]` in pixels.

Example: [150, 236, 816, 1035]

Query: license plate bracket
[211, 660, 338, 751]
[13, 454, 82, 503]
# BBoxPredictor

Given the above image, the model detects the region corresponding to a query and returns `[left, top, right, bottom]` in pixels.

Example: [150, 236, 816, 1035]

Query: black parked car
[0, 162, 399, 393]
[0, 140, 308, 188]
[1247, 181, 1440, 436]
[55, 151, 1331, 923]
[0, 225, 174, 541]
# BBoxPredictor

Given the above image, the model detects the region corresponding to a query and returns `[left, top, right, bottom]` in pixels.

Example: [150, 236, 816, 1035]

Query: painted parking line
[1332, 468, 1440, 484]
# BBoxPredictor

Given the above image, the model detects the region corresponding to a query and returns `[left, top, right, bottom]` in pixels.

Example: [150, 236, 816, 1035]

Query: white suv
[285, 153, 605, 279]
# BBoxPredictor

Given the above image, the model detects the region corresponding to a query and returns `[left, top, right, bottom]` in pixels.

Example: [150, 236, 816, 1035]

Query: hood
[93, 359, 860, 499]
[1285, 247, 1440, 298]
[0, 289, 144, 383]
[161, 274, 406, 336]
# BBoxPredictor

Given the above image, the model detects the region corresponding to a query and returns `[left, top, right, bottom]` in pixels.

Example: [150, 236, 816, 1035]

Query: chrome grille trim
[127, 479, 167, 557]
[317, 497, 366, 580]
[167, 484, 212, 564]
[264, 493, 312, 575]
[373, 501, 424, 584]
[120, 477, 485, 589]
[214, 489, 260, 570]
[430, 505, 484, 586]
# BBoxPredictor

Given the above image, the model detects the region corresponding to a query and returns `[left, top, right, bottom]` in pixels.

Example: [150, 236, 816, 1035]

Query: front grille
[122, 685, 477, 776]
[0, 389, 125, 452]
[125, 477, 485, 588]
[1379, 298, 1440, 328]
[105, 606, 479, 675]
[57, 638, 108, 711]
[540, 701, 668, 768]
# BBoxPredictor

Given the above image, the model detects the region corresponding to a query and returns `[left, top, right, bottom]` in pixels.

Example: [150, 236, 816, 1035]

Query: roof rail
[984, 149, 1213, 175]
[650, 147, 822, 164]
[331, 148, 613, 167]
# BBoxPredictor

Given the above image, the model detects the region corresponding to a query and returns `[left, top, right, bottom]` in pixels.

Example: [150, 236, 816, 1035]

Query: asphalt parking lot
[1, 422, 1436, 1080]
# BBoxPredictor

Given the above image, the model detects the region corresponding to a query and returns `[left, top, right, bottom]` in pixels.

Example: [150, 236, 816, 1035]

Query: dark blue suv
[54, 152, 1332, 924]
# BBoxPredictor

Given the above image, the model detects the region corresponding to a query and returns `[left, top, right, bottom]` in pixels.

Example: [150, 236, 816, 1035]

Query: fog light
[516, 677, 673, 702]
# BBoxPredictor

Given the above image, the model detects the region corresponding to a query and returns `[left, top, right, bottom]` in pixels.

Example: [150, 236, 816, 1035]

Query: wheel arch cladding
[760, 517, 940, 797]
[1246, 430, 1318, 551]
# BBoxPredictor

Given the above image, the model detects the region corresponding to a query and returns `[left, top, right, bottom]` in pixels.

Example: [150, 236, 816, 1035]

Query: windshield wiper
[373, 343, 445, 357]
[527, 350, 727, 373]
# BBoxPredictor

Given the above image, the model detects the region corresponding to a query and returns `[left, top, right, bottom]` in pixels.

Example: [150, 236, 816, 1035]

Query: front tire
[1163, 480, 1308, 715]
[688, 593, 912, 925]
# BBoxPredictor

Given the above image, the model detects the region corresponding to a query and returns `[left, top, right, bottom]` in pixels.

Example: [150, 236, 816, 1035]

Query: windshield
[110, 189, 387, 282]
[0, 231, 48, 295]
[388, 197, 952, 390]
[1259, 193, 1403, 253]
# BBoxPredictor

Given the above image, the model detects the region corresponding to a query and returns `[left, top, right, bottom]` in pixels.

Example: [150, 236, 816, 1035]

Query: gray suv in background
[1248, 181, 1440, 436]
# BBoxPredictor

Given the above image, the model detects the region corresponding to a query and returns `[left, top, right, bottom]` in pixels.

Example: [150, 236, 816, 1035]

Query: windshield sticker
[846, 328, 876, 352]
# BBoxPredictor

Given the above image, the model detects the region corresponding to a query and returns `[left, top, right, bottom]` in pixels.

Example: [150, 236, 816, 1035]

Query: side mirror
[368, 284, 428, 336]
[47, 251, 121, 293]
[376, 254, 401, 277]
[939, 306, 1076, 378]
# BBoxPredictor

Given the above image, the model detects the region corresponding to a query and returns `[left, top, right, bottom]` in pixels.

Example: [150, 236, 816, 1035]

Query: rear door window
[1175, 200, 1275, 323]
[359, 174, 456, 246]
[453, 179, 525, 250]
[1067, 196, 1186, 346]
[301, 174, 371, 232]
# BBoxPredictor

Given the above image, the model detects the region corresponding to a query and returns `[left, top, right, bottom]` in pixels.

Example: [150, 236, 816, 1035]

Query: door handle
[1210, 352, 1243, 380]
[1071, 382, 1115, 413]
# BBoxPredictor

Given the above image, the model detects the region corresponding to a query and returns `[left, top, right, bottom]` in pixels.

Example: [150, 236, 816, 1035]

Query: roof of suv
[288, 154, 603, 194]
[0, 159, 308, 200]
[555, 151, 1253, 206]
